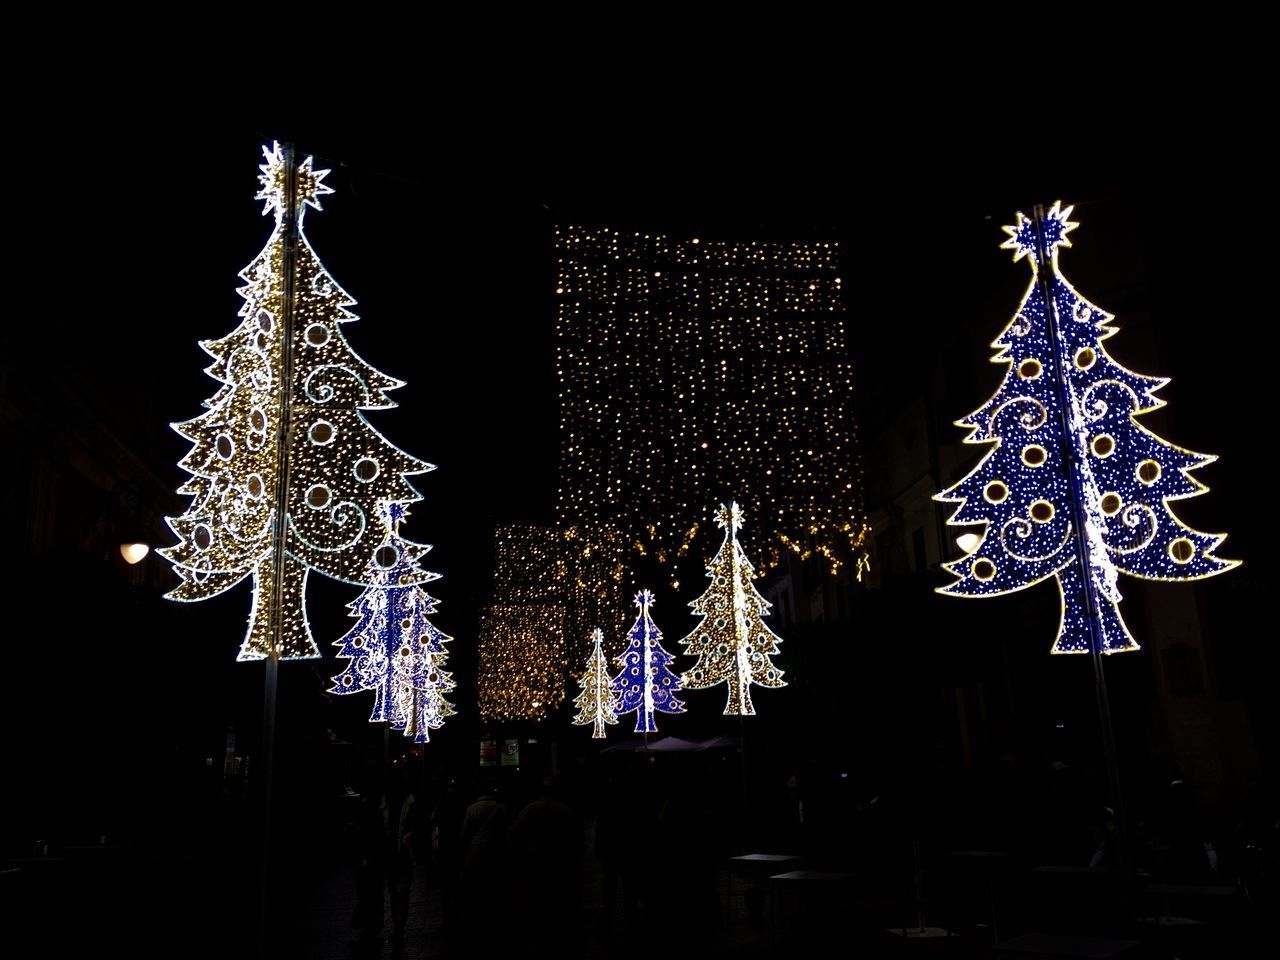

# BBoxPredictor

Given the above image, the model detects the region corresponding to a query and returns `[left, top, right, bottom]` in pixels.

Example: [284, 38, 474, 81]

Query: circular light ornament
[306, 485, 331, 509]
[1030, 500, 1055, 523]
[309, 420, 335, 445]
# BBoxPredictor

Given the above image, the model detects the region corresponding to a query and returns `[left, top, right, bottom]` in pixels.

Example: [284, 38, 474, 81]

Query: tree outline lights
[936, 202, 1237, 654]
[611, 590, 685, 733]
[162, 143, 436, 660]
[679, 502, 785, 715]
[572, 628, 619, 738]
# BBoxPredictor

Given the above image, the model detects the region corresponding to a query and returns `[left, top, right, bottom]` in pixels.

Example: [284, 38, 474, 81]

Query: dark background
[1, 104, 1272, 951]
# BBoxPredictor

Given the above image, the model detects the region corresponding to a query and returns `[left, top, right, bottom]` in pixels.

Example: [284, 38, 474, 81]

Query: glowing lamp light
[120, 542, 150, 565]
[955, 533, 981, 554]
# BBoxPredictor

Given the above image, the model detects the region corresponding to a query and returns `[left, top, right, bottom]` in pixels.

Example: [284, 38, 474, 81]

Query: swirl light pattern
[162, 144, 436, 660]
[937, 203, 1237, 653]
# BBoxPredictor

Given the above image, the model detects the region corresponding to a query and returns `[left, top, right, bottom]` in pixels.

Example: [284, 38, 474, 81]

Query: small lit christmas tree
[331, 511, 454, 743]
[937, 202, 1237, 653]
[572, 628, 619, 738]
[612, 590, 685, 733]
[679, 502, 785, 715]
[162, 143, 435, 660]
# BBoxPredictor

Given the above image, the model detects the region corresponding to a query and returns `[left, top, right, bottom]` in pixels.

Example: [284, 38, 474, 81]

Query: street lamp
[955, 532, 980, 554]
[119, 543, 150, 565]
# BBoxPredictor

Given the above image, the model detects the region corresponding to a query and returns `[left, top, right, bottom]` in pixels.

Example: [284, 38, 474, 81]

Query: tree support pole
[1033, 203, 1135, 925]
[257, 141, 300, 957]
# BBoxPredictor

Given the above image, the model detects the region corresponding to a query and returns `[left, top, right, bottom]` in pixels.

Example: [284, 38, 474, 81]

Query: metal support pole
[256, 656, 278, 955]
[257, 141, 301, 957]
[1032, 204, 1135, 923]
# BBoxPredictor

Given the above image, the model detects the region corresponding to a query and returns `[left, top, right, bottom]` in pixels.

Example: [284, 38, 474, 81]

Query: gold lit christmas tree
[572, 628, 619, 738]
[679, 502, 785, 715]
[162, 143, 436, 660]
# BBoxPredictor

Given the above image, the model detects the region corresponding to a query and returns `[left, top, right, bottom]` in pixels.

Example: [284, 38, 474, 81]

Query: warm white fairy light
[555, 228, 868, 576]
[162, 143, 437, 660]
[477, 524, 628, 722]
[572, 628, 619, 739]
[679, 503, 785, 715]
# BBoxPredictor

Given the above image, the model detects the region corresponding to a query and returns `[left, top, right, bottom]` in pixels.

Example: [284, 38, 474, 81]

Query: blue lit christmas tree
[937, 202, 1237, 654]
[331, 508, 454, 741]
[611, 590, 685, 733]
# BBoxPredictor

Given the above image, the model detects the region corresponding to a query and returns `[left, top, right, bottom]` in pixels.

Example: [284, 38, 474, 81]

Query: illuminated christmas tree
[331, 509, 454, 742]
[162, 143, 435, 660]
[937, 202, 1237, 654]
[612, 591, 685, 733]
[572, 628, 618, 738]
[679, 502, 785, 715]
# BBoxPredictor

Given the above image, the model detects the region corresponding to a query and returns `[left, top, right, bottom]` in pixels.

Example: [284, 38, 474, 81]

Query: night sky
[7, 108, 1272, 808]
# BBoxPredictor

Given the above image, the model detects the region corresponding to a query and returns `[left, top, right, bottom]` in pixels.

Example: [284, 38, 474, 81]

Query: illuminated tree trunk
[242, 555, 313, 660]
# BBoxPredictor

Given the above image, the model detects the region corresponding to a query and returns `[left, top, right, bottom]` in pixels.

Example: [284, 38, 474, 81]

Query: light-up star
[255, 141, 334, 218]
[714, 501, 745, 534]
[1000, 200, 1077, 265]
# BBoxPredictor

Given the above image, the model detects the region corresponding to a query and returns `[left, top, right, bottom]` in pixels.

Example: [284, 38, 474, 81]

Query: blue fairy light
[937, 202, 1238, 653]
[611, 590, 685, 732]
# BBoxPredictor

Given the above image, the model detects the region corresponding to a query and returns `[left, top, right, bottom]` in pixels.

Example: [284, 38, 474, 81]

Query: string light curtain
[555, 227, 867, 576]
[476, 524, 628, 722]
